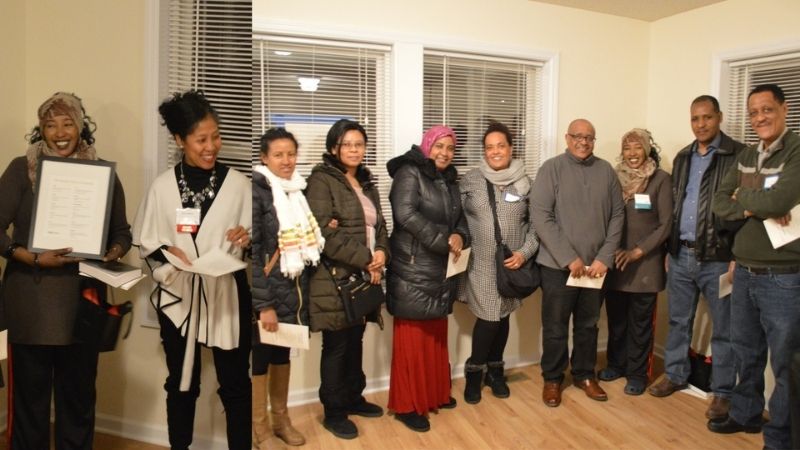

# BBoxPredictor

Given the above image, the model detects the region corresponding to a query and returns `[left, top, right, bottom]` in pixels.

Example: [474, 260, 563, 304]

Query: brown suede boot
[252, 373, 272, 450]
[269, 363, 306, 446]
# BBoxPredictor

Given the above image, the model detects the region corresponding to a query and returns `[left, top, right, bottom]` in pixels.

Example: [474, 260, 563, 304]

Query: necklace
[178, 162, 217, 208]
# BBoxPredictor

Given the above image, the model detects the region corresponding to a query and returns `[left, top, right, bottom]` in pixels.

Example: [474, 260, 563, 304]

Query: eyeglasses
[338, 141, 366, 150]
[748, 107, 776, 119]
[484, 143, 510, 152]
[568, 134, 596, 143]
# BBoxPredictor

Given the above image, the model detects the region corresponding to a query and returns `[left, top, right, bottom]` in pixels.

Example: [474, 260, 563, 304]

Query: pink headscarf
[419, 125, 457, 157]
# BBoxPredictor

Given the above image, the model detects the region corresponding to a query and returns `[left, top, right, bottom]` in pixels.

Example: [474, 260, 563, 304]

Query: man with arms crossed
[649, 95, 745, 423]
[532, 119, 624, 407]
[710, 84, 800, 450]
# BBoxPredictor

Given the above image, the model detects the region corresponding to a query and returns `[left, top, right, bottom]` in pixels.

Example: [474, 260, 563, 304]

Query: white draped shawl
[132, 168, 252, 391]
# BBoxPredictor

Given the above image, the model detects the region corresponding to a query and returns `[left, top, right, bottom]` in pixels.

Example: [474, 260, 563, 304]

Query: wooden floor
[3, 361, 763, 450]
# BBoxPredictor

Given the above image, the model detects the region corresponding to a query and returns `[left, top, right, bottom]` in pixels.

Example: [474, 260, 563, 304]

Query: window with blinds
[161, 0, 252, 174]
[253, 35, 394, 226]
[423, 51, 544, 177]
[722, 52, 800, 146]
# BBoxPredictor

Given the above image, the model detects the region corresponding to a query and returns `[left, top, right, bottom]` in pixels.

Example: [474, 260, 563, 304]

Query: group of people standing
[0, 82, 796, 450]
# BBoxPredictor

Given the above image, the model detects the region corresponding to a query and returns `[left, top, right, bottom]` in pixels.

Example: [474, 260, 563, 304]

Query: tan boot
[269, 363, 306, 446]
[252, 374, 271, 450]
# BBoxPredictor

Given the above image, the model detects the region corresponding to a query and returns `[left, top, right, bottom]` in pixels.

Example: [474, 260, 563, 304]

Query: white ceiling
[529, 0, 726, 21]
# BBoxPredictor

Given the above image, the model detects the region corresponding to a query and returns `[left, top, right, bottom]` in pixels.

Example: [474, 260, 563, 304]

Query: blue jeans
[729, 265, 800, 450]
[663, 246, 735, 396]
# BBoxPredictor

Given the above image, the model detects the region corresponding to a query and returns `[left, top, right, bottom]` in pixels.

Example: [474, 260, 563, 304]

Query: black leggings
[252, 341, 291, 376]
[470, 316, 510, 365]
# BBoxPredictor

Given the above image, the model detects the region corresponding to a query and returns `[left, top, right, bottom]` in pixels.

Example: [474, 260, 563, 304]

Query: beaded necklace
[178, 162, 217, 208]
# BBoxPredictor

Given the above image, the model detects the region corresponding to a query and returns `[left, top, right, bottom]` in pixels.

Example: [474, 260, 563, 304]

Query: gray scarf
[478, 158, 529, 195]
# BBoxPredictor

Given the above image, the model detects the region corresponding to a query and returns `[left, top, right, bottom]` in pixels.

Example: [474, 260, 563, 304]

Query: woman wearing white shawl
[251, 128, 324, 449]
[132, 91, 252, 450]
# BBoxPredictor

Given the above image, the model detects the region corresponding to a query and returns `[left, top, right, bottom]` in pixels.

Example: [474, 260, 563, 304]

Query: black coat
[305, 153, 391, 331]
[668, 132, 746, 261]
[251, 170, 309, 325]
[385, 147, 469, 320]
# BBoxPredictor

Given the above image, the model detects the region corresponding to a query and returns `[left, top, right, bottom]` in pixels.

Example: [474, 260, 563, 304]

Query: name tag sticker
[764, 175, 779, 190]
[634, 193, 652, 210]
[504, 192, 521, 202]
[176, 207, 201, 233]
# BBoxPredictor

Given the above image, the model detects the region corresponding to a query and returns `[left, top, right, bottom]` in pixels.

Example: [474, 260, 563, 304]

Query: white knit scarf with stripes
[255, 165, 324, 278]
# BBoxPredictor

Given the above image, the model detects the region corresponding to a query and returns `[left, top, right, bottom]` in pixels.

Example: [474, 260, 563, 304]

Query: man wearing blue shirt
[648, 96, 746, 422]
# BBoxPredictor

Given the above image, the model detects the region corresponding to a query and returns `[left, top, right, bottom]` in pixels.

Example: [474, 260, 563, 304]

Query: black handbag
[73, 278, 134, 352]
[322, 259, 385, 324]
[688, 348, 712, 392]
[486, 179, 540, 299]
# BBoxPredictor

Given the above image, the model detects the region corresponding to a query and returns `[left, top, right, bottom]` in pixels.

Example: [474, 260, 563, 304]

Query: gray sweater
[531, 151, 625, 270]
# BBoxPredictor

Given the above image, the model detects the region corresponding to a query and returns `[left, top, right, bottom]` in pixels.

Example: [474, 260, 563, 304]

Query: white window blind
[162, 0, 252, 174]
[254, 35, 394, 227]
[723, 52, 800, 146]
[423, 51, 544, 178]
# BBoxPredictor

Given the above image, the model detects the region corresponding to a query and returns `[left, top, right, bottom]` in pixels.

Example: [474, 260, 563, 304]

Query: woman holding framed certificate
[132, 90, 252, 450]
[0, 92, 132, 450]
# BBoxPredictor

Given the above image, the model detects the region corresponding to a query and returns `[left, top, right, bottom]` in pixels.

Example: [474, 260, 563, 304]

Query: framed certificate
[28, 157, 116, 260]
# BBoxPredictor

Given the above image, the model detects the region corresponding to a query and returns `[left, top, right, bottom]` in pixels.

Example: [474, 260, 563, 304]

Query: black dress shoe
[323, 417, 358, 439]
[439, 396, 457, 409]
[347, 401, 384, 418]
[707, 416, 762, 434]
[395, 412, 430, 432]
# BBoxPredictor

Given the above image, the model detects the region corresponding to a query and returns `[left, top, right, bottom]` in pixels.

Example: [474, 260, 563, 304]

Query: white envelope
[763, 204, 800, 249]
[566, 267, 606, 289]
[446, 247, 471, 278]
[162, 247, 247, 277]
[258, 322, 310, 350]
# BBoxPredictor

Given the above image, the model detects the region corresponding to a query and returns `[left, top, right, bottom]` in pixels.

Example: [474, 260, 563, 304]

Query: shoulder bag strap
[485, 178, 503, 246]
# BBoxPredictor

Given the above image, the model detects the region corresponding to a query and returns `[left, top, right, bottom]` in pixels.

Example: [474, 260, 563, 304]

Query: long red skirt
[387, 317, 451, 415]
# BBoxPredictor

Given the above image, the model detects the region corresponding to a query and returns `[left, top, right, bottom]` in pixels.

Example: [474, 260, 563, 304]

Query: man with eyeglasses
[710, 84, 800, 450]
[649, 95, 745, 422]
[531, 118, 624, 407]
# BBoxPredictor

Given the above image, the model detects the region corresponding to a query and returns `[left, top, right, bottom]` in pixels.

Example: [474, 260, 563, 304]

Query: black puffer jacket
[305, 153, 391, 331]
[385, 147, 469, 320]
[668, 132, 746, 261]
[251, 170, 309, 325]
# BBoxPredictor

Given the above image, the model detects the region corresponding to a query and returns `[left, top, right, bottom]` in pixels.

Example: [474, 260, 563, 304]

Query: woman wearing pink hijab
[385, 126, 469, 432]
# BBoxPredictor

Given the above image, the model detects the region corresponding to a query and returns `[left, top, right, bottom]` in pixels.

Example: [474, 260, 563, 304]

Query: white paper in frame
[28, 157, 116, 260]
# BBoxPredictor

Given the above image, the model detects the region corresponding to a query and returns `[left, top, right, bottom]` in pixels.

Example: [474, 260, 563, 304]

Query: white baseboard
[95, 413, 225, 450]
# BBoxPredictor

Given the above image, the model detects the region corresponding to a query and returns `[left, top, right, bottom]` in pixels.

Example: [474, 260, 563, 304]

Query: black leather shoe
[707, 416, 762, 434]
[347, 401, 384, 418]
[395, 412, 430, 432]
[439, 396, 457, 409]
[323, 417, 358, 439]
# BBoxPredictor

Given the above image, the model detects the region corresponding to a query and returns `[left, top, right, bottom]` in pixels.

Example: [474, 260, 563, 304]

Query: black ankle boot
[464, 359, 485, 404]
[485, 361, 510, 398]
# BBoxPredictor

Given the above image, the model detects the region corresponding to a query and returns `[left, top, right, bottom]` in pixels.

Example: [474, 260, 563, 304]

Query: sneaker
[323, 417, 358, 440]
[347, 401, 384, 418]
[395, 412, 430, 432]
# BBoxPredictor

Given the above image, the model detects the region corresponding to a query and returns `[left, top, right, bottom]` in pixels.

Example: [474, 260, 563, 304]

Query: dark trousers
[792, 351, 800, 450]
[9, 343, 99, 450]
[252, 340, 290, 376]
[470, 316, 510, 365]
[604, 290, 657, 382]
[158, 287, 252, 450]
[319, 324, 367, 420]
[540, 266, 602, 382]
